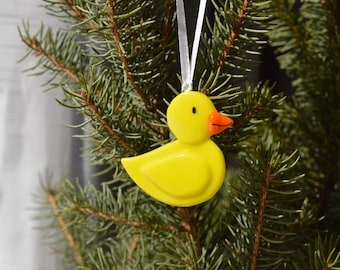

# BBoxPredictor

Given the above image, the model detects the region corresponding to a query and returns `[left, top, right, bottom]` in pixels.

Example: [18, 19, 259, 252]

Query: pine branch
[47, 189, 84, 266]
[225, 130, 304, 268]
[306, 234, 340, 270]
[219, 83, 284, 147]
[250, 162, 272, 270]
[107, 0, 150, 108]
[22, 36, 79, 82]
[230, 99, 263, 137]
[177, 207, 206, 269]
[218, 0, 250, 68]
[199, 0, 269, 100]
[22, 1, 176, 158]
[81, 90, 137, 154]
[270, 0, 318, 79]
[76, 205, 180, 233]
[21, 28, 138, 155]
[268, 0, 340, 231]
[62, 0, 97, 29]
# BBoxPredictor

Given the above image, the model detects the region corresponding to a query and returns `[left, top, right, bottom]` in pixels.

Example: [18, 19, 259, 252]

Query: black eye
[192, 107, 197, 114]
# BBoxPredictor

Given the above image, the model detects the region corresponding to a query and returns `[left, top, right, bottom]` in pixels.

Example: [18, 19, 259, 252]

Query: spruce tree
[19, 0, 340, 269]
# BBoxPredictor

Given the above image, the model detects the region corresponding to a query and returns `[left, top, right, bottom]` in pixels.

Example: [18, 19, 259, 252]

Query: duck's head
[167, 91, 234, 144]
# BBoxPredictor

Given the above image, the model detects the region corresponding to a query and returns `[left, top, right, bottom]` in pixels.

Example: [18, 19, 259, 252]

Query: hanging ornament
[121, 0, 233, 207]
[122, 91, 233, 206]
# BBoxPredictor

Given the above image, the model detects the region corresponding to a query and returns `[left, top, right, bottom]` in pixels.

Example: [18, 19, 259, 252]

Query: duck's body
[122, 139, 226, 207]
[122, 91, 233, 207]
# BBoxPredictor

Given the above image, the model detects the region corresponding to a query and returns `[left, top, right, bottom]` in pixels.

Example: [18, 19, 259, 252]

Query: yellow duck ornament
[121, 91, 234, 207]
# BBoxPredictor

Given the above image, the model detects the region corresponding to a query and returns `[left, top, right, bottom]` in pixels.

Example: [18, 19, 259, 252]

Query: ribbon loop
[176, 0, 207, 92]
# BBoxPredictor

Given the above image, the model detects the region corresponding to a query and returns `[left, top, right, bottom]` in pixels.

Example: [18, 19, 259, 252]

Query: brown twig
[47, 190, 84, 266]
[322, 264, 330, 270]
[107, 0, 150, 107]
[62, 0, 98, 29]
[177, 207, 202, 269]
[77, 206, 180, 233]
[229, 101, 263, 138]
[250, 163, 272, 270]
[218, 0, 250, 68]
[161, 0, 176, 48]
[81, 90, 137, 154]
[24, 37, 79, 82]
[176, 207, 197, 235]
[126, 236, 139, 264]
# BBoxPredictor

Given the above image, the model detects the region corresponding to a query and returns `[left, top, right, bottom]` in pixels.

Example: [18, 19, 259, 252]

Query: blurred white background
[0, 1, 73, 269]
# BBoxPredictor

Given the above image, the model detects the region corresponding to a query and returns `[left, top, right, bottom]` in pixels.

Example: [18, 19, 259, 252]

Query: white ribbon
[176, 0, 207, 92]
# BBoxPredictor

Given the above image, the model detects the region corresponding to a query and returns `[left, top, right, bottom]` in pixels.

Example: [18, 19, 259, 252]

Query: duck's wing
[123, 141, 225, 207]
[142, 150, 211, 200]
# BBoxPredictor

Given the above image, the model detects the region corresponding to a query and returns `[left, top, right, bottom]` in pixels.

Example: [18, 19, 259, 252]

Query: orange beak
[208, 111, 234, 135]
